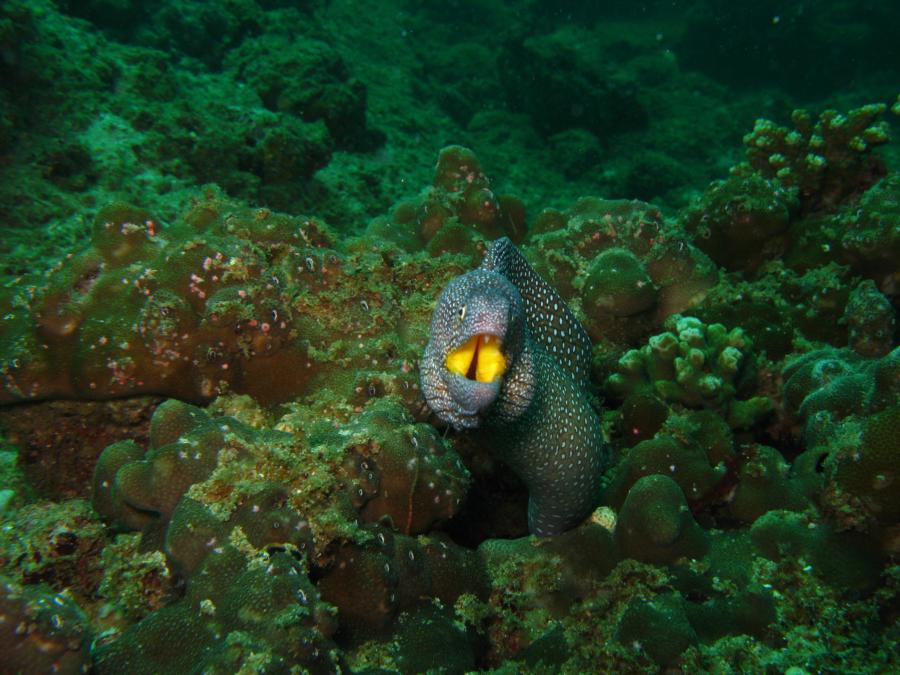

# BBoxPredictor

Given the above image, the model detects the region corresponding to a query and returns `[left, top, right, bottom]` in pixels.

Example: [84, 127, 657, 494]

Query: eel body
[420, 237, 607, 535]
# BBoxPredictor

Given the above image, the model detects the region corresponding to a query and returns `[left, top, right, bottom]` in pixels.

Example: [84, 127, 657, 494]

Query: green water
[0, 1, 897, 673]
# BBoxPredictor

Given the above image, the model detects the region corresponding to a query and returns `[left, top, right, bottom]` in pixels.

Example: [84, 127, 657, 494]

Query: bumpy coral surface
[0, 580, 90, 674]
[370, 145, 526, 258]
[0, 193, 454, 407]
[742, 104, 889, 214]
[607, 315, 772, 429]
[783, 346, 900, 433]
[93, 546, 341, 674]
[831, 174, 900, 298]
[82, 394, 478, 665]
[1, 64, 898, 673]
[93, 397, 469, 559]
[525, 197, 719, 350]
[682, 173, 797, 272]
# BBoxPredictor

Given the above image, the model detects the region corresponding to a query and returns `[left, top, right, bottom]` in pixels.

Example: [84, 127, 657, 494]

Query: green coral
[0, 79, 897, 674]
[526, 197, 719, 347]
[782, 347, 900, 534]
[0, 192, 447, 408]
[316, 526, 489, 642]
[582, 247, 658, 317]
[831, 174, 900, 298]
[682, 172, 796, 272]
[614, 474, 709, 565]
[93, 546, 341, 674]
[0, 579, 90, 674]
[727, 445, 815, 524]
[93, 397, 470, 570]
[821, 405, 900, 530]
[370, 145, 526, 257]
[843, 279, 896, 358]
[782, 347, 900, 436]
[603, 426, 728, 509]
[607, 315, 772, 429]
[741, 103, 889, 214]
[80, 388, 486, 668]
[616, 592, 699, 667]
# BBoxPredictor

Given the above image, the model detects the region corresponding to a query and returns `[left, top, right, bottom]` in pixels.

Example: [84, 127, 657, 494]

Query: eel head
[421, 268, 525, 429]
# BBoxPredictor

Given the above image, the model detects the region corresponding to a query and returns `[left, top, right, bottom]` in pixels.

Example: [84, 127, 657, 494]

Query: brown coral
[0, 191, 460, 408]
[371, 145, 526, 257]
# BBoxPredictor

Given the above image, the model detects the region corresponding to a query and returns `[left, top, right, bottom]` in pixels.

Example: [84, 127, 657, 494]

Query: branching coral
[607, 315, 772, 429]
[741, 104, 889, 214]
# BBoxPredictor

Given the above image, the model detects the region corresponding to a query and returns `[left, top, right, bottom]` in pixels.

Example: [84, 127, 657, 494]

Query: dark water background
[2, 0, 898, 264]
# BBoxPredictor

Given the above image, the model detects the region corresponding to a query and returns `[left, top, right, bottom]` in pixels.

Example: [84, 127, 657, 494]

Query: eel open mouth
[445, 334, 507, 383]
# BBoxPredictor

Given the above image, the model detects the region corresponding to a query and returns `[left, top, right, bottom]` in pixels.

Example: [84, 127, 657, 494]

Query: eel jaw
[444, 333, 507, 384]
[441, 333, 507, 428]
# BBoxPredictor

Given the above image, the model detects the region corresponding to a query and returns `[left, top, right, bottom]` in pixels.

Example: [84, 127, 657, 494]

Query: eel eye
[458, 305, 466, 321]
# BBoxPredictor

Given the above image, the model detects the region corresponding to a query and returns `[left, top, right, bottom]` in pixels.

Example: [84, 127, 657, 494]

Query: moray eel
[421, 237, 608, 535]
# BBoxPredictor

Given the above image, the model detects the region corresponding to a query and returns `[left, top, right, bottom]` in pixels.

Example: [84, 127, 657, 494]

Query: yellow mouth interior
[446, 334, 507, 383]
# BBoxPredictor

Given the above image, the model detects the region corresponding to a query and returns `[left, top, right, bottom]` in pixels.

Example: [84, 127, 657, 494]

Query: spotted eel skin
[421, 237, 608, 535]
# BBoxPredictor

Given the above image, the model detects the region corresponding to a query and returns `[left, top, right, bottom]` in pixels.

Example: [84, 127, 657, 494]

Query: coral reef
[498, 27, 647, 139]
[0, 499, 105, 598]
[741, 104, 889, 214]
[225, 33, 378, 151]
[694, 261, 895, 361]
[0, 192, 453, 408]
[93, 546, 342, 675]
[844, 280, 896, 357]
[370, 145, 526, 258]
[84, 394, 477, 665]
[526, 197, 719, 349]
[830, 174, 900, 298]
[0, 580, 90, 674]
[783, 346, 900, 435]
[606, 315, 772, 430]
[0, 397, 158, 499]
[0, 71, 898, 673]
[682, 173, 797, 272]
[781, 346, 900, 540]
[825, 405, 900, 531]
[613, 474, 709, 564]
[317, 527, 489, 640]
[93, 397, 469, 560]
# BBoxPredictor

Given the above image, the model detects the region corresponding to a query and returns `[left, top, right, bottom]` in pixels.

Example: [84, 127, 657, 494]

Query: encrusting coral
[0, 580, 90, 674]
[83, 392, 481, 666]
[0, 191, 454, 408]
[369, 145, 526, 258]
[93, 396, 470, 559]
[781, 346, 900, 536]
[682, 173, 797, 273]
[92, 545, 342, 674]
[525, 197, 719, 347]
[613, 474, 709, 565]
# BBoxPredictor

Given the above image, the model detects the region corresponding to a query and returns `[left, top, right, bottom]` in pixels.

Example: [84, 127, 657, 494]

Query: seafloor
[0, 1, 898, 673]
